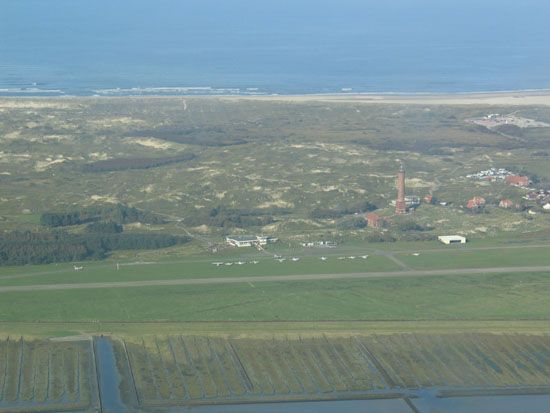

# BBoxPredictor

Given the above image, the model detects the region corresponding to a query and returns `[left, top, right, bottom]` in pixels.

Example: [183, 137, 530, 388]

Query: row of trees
[40, 204, 165, 227]
[0, 231, 190, 266]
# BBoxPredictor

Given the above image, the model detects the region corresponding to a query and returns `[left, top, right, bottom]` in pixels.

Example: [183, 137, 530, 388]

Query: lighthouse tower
[395, 164, 407, 215]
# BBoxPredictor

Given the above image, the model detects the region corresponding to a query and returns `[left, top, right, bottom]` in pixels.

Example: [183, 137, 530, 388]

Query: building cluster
[466, 167, 512, 181]
[467, 168, 531, 188]
[467, 114, 550, 129]
[224, 163, 545, 249]
[523, 189, 550, 204]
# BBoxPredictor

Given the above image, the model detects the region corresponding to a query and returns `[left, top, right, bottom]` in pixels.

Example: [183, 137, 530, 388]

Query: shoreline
[224, 89, 550, 106]
[2, 89, 550, 105]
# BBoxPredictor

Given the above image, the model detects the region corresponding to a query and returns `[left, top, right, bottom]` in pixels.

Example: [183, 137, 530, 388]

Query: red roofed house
[365, 212, 383, 229]
[466, 196, 486, 210]
[499, 199, 514, 209]
[505, 175, 530, 187]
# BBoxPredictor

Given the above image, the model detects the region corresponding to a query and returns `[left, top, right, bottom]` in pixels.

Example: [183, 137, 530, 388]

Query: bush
[397, 220, 429, 232]
[85, 221, 123, 234]
[337, 217, 367, 229]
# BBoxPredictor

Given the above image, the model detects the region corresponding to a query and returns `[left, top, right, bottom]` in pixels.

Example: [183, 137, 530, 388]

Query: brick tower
[395, 164, 407, 214]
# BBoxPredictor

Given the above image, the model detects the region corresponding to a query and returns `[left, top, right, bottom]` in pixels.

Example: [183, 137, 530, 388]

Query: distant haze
[1, 0, 550, 95]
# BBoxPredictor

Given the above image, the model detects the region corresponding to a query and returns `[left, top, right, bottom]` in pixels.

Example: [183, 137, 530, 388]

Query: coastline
[223, 89, 550, 106]
[2, 89, 550, 106]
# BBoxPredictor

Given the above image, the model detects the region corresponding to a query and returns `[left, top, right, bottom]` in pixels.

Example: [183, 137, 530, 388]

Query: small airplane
[73, 265, 83, 271]
[273, 254, 282, 259]
[320, 256, 327, 261]
[348, 256, 356, 260]
[250, 260, 259, 264]
[277, 258, 286, 263]
[361, 255, 369, 259]
[291, 257, 300, 262]
[412, 253, 420, 256]
[237, 261, 245, 265]
[212, 262, 224, 266]
[224, 262, 233, 266]
[337, 256, 346, 260]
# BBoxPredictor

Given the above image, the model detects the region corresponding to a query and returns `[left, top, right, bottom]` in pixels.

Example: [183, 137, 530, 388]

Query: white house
[438, 235, 467, 245]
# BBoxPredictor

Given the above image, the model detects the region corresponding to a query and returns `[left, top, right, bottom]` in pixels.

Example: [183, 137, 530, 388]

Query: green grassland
[0, 271, 548, 324]
[0, 254, 400, 287]
[397, 245, 550, 270]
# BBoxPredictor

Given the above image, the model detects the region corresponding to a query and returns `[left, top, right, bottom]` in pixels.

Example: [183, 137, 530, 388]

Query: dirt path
[0, 266, 548, 294]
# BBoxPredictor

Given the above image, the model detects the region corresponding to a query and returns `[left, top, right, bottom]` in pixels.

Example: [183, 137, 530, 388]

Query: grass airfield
[0, 239, 548, 411]
[0, 239, 548, 332]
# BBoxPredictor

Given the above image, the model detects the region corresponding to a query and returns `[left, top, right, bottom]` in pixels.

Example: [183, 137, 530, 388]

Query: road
[0, 265, 548, 294]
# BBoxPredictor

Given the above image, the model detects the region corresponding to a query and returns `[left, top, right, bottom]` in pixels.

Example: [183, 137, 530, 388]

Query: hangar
[438, 235, 467, 244]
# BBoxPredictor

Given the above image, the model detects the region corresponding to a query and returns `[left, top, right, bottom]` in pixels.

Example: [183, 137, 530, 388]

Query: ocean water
[1, 0, 550, 96]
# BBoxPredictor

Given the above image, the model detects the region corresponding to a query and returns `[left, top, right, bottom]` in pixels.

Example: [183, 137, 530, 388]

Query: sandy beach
[224, 90, 550, 106]
[3, 90, 550, 107]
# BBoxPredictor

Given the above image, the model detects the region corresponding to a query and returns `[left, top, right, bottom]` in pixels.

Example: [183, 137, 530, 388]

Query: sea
[1, 0, 550, 96]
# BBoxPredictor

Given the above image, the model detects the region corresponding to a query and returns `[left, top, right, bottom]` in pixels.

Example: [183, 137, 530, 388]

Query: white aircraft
[320, 256, 327, 261]
[274, 254, 282, 259]
[348, 256, 356, 260]
[291, 257, 300, 262]
[250, 260, 259, 264]
[225, 262, 233, 266]
[237, 261, 245, 265]
[361, 255, 369, 259]
[73, 265, 83, 271]
[412, 253, 420, 256]
[277, 258, 286, 263]
[212, 262, 224, 266]
[337, 256, 346, 260]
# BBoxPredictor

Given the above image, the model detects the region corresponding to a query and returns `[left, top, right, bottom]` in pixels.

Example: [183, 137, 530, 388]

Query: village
[223, 163, 550, 253]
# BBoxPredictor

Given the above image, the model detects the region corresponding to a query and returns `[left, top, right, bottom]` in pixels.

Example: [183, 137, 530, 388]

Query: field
[0, 338, 97, 412]
[120, 333, 550, 407]
[0, 333, 548, 411]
